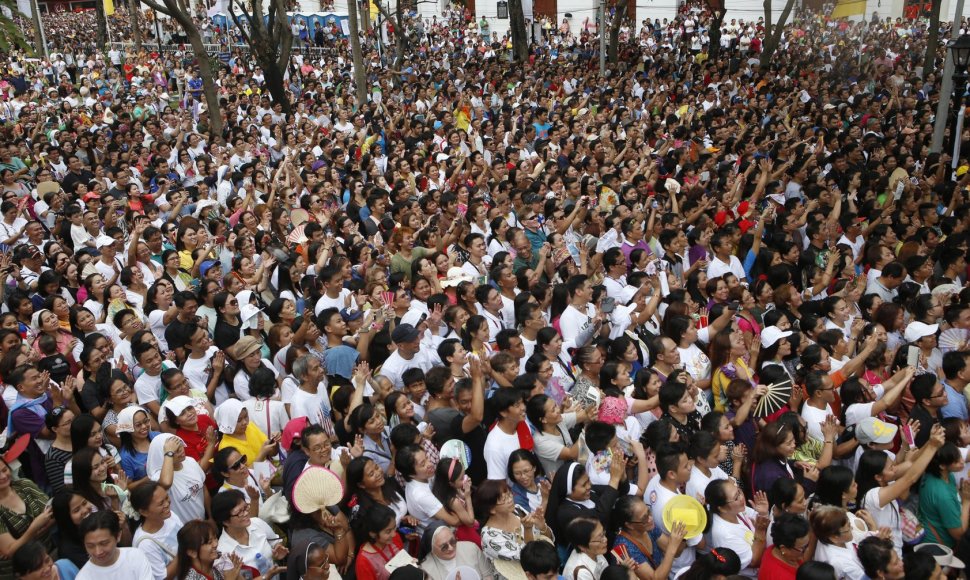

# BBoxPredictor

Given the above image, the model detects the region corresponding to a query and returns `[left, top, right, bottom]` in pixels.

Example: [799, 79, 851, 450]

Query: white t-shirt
[181, 347, 218, 390]
[134, 372, 164, 407]
[133, 515, 182, 580]
[150, 457, 206, 524]
[645, 478, 700, 575]
[147, 310, 170, 351]
[862, 486, 903, 552]
[380, 348, 439, 389]
[76, 547, 155, 580]
[559, 304, 596, 349]
[484, 426, 521, 480]
[314, 289, 357, 316]
[290, 385, 328, 426]
[800, 403, 832, 442]
[405, 479, 444, 533]
[710, 509, 760, 577]
[685, 465, 729, 501]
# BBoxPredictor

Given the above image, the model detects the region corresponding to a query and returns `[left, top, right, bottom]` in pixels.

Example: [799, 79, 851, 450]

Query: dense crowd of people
[0, 1, 970, 580]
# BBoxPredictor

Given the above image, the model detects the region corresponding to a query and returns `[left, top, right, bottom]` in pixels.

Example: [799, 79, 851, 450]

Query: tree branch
[228, 2, 254, 46]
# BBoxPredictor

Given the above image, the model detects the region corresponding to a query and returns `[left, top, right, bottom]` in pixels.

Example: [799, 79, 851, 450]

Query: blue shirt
[940, 381, 969, 421]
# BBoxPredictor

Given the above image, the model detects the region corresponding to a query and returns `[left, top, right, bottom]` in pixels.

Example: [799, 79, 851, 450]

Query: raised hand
[668, 521, 687, 546]
[731, 443, 746, 462]
[749, 490, 769, 517]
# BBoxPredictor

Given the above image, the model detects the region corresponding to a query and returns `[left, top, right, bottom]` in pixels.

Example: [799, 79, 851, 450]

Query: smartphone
[907, 345, 919, 368]
[893, 180, 905, 201]
[901, 424, 915, 447]
[601, 297, 616, 314]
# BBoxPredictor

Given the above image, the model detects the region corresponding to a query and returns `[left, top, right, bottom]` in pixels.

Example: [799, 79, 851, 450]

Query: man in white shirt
[483, 389, 527, 480]
[800, 370, 836, 442]
[645, 444, 702, 575]
[94, 235, 125, 286]
[379, 323, 440, 389]
[559, 275, 604, 349]
[706, 230, 746, 281]
[76, 510, 154, 580]
[476, 285, 507, 345]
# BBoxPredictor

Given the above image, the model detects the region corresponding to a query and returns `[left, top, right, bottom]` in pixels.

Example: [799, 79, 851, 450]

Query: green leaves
[0, 0, 35, 55]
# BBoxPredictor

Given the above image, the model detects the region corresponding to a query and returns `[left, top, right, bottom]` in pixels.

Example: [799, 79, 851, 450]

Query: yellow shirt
[219, 422, 268, 466]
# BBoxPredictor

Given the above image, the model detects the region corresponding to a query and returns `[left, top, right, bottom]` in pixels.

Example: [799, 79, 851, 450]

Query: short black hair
[79, 508, 120, 541]
[521, 540, 559, 575]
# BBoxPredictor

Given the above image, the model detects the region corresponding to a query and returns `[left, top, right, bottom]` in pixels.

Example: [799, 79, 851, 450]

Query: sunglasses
[230, 456, 248, 471]
[437, 537, 457, 551]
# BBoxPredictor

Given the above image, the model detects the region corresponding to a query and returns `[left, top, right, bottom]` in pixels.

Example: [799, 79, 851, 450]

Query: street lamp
[948, 34, 970, 170]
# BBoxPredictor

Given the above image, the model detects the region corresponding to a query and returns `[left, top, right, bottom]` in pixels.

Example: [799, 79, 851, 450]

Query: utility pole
[932, 0, 966, 154]
[347, 0, 367, 105]
[598, 0, 605, 76]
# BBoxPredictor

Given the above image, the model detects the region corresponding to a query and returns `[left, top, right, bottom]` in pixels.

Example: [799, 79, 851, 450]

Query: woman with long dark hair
[812, 465, 876, 544]
[51, 488, 95, 568]
[342, 456, 408, 524]
[131, 481, 181, 580]
[353, 503, 405, 580]
[856, 424, 945, 553]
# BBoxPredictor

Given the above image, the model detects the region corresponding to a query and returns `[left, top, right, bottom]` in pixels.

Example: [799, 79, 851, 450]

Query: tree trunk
[94, 0, 108, 45]
[29, 0, 45, 58]
[129, 0, 142, 50]
[186, 27, 224, 140]
[707, 9, 723, 60]
[509, 0, 528, 62]
[923, 0, 941, 78]
[360, 0, 370, 37]
[759, 0, 794, 68]
[347, 0, 367, 105]
[607, 0, 627, 63]
[139, 0, 224, 140]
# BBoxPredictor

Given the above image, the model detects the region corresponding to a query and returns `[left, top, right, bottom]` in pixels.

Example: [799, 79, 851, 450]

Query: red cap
[281, 417, 309, 452]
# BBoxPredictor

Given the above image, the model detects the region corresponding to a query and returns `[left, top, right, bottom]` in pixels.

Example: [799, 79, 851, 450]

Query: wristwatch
[164, 451, 175, 458]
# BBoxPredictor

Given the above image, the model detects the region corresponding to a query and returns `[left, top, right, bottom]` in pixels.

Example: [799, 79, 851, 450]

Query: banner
[104, 0, 115, 16]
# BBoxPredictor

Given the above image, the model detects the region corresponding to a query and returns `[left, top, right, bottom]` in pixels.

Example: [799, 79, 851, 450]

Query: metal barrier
[106, 42, 338, 58]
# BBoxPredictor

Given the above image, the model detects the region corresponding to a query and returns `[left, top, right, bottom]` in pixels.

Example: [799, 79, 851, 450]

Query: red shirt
[177, 414, 217, 463]
[758, 546, 799, 580]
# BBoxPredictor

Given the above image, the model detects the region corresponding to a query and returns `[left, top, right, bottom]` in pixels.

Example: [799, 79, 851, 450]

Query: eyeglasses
[230, 456, 248, 471]
[787, 543, 809, 553]
[589, 535, 608, 544]
[230, 502, 251, 518]
[112, 385, 132, 396]
[930, 391, 947, 399]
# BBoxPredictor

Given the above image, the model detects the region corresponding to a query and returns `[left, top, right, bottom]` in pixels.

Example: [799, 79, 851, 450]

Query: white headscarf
[214, 399, 245, 435]
[146, 433, 184, 477]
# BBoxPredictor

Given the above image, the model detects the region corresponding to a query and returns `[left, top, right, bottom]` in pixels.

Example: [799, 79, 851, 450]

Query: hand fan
[287, 224, 308, 245]
[939, 328, 970, 353]
[753, 379, 793, 418]
[290, 208, 310, 226]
